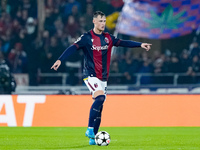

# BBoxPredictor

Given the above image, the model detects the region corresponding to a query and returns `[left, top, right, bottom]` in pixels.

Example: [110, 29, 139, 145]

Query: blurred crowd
[110, 37, 200, 85]
[0, 0, 200, 86]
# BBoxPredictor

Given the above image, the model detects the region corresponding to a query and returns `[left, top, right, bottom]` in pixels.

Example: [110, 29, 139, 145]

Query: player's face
[93, 15, 106, 32]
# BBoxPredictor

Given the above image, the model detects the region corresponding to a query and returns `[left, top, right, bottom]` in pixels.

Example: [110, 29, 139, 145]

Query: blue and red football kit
[58, 30, 141, 81]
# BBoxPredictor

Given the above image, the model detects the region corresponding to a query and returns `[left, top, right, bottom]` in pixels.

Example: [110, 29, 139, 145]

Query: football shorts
[83, 76, 107, 97]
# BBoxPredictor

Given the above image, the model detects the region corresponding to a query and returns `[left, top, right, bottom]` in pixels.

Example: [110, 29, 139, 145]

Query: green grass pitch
[0, 127, 200, 150]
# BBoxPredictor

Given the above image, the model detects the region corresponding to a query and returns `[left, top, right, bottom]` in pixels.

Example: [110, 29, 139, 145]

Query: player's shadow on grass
[46, 144, 91, 149]
[66, 144, 91, 149]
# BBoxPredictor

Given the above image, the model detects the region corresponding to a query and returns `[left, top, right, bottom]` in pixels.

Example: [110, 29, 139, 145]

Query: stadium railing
[12, 72, 200, 94]
[38, 72, 200, 86]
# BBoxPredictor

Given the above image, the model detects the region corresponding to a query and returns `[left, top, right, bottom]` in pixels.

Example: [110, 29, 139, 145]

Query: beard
[27, 26, 36, 34]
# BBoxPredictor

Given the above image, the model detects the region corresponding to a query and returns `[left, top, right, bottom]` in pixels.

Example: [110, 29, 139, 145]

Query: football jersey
[73, 30, 120, 81]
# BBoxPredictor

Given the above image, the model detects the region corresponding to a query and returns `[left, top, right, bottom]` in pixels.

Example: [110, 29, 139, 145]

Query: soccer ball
[95, 131, 111, 146]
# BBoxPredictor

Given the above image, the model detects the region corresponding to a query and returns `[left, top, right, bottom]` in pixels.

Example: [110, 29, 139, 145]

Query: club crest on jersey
[94, 83, 98, 88]
[105, 37, 109, 43]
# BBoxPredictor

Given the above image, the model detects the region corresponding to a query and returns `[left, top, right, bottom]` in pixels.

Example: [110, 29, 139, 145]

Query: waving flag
[116, 0, 200, 39]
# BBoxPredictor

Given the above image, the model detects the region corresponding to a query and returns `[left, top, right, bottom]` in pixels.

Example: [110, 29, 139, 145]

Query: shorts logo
[94, 83, 98, 88]
[105, 37, 109, 43]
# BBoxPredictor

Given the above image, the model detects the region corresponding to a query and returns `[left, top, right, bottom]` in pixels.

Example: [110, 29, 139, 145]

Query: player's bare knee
[94, 90, 104, 98]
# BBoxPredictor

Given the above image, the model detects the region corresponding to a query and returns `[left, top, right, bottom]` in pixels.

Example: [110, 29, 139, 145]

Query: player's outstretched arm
[50, 45, 78, 71]
[114, 39, 152, 51]
[141, 43, 152, 51]
[51, 60, 61, 71]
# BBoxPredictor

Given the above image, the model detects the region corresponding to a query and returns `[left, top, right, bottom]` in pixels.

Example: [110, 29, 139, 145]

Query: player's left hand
[141, 43, 152, 51]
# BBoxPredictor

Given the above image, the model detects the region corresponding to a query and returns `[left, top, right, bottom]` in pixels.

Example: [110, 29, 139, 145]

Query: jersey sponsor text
[91, 45, 108, 51]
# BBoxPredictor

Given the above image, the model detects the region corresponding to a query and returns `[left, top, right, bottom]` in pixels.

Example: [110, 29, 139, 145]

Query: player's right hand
[141, 43, 152, 51]
[51, 60, 61, 71]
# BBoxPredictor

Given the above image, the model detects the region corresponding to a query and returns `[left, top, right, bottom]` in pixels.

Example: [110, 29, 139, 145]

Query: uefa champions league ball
[95, 131, 111, 146]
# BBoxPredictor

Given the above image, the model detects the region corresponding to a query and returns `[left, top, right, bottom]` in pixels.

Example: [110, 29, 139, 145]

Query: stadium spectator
[12, 18, 22, 36]
[110, 0, 124, 11]
[138, 51, 153, 84]
[95, 0, 112, 15]
[8, 42, 27, 73]
[119, 50, 140, 84]
[109, 61, 122, 84]
[21, 9, 29, 26]
[64, 0, 81, 17]
[65, 15, 79, 38]
[153, 56, 164, 74]
[79, 16, 87, 33]
[83, 4, 94, 31]
[183, 55, 200, 84]
[0, 0, 11, 15]
[44, 8, 57, 35]
[39, 30, 51, 74]
[21, 0, 37, 18]
[168, 53, 181, 73]
[54, 17, 64, 32]
[22, 17, 38, 85]
[189, 55, 200, 73]
[179, 49, 190, 73]
[70, 5, 81, 22]
[45, 0, 54, 10]
[189, 41, 200, 58]
[48, 36, 64, 66]
[161, 55, 171, 73]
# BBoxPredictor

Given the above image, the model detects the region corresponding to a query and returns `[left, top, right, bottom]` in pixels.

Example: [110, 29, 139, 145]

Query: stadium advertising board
[0, 95, 200, 127]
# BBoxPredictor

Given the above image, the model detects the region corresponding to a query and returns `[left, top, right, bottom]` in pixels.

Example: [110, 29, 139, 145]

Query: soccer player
[51, 11, 151, 145]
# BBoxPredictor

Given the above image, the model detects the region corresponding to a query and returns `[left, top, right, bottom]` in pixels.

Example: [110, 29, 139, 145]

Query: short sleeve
[73, 34, 87, 49]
